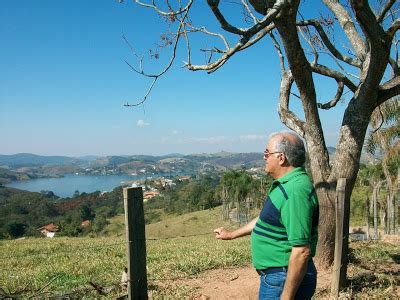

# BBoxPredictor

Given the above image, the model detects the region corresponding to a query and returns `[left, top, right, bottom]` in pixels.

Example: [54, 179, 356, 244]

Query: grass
[0, 235, 251, 298]
[345, 241, 399, 298]
[0, 207, 249, 298]
[104, 206, 245, 238]
[1, 206, 398, 298]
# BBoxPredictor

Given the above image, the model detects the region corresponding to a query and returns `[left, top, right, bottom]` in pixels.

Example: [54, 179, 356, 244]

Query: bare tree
[122, 0, 400, 268]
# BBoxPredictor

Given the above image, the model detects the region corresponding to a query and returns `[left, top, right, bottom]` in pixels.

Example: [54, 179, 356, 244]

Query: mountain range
[0, 148, 376, 178]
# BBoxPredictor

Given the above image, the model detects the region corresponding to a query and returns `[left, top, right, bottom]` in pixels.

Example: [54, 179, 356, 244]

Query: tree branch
[351, 0, 388, 50]
[317, 79, 344, 110]
[241, 0, 259, 24]
[351, 0, 392, 96]
[310, 63, 357, 92]
[278, 71, 305, 137]
[134, 0, 193, 16]
[206, 0, 246, 35]
[297, 21, 319, 65]
[187, 24, 275, 73]
[378, 76, 400, 105]
[188, 26, 230, 50]
[377, 0, 397, 23]
[207, 0, 286, 39]
[322, 0, 366, 60]
[125, 1, 193, 106]
[297, 20, 362, 68]
[270, 31, 286, 72]
[388, 56, 400, 76]
[387, 18, 400, 40]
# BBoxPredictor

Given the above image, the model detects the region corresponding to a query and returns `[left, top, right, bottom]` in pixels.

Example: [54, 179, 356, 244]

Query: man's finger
[213, 227, 223, 234]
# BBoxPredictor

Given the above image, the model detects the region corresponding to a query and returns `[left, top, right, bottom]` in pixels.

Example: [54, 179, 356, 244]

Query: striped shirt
[251, 167, 319, 269]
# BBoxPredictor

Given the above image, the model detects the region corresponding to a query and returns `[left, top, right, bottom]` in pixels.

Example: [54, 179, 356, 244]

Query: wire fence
[2, 220, 395, 298]
[1, 230, 386, 298]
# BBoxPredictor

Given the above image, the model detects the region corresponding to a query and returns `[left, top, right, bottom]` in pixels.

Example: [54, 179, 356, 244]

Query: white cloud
[190, 136, 231, 144]
[239, 134, 268, 141]
[137, 119, 150, 128]
[171, 130, 179, 135]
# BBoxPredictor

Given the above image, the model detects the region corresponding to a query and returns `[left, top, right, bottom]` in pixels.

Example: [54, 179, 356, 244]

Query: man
[214, 132, 319, 300]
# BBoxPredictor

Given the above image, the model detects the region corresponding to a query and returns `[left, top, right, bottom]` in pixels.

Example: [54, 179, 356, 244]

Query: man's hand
[213, 227, 233, 240]
[214, 218, 258, 240]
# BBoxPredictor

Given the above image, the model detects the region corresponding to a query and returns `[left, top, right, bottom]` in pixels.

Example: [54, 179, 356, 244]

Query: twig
[28, 275, 60, 299]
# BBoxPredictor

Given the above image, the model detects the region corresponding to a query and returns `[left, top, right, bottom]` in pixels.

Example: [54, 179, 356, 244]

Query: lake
[5, 174, 154, 198]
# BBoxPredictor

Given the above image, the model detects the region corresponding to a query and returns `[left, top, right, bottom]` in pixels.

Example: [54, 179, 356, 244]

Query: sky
[0, 0, 348, 157]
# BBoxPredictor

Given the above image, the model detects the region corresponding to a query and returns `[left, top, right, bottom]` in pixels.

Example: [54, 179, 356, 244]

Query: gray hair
[269, 131, 305, 167]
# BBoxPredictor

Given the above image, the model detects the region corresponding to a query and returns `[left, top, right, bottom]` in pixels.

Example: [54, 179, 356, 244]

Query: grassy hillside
[104, 206, 242, 238]
[0, 207, 250, 298]
[0, 206, 398, 298]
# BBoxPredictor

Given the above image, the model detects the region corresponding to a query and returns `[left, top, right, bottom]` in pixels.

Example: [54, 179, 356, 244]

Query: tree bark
[373, 184, 379, 239]
[366, 194, 370, 240]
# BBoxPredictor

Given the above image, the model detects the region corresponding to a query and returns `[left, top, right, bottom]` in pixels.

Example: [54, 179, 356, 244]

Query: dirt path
[167, 266, 331, 299]
[151, 236, 400, 299]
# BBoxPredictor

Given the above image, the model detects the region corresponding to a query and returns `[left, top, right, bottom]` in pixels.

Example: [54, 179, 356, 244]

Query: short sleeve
[281, 180, 313, 246]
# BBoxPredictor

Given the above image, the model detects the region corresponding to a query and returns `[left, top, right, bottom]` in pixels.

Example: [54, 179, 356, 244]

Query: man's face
[263, 138, 281, 177]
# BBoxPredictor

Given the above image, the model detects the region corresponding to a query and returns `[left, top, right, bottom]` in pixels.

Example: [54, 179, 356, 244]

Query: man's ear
[279, 153, 288, 166]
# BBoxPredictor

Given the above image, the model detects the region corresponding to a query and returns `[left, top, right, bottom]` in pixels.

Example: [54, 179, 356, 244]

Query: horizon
[0, 145, 340, 158]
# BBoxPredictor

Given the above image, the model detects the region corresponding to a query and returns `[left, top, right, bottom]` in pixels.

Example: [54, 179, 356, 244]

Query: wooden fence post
[331, 178, 348, 298]
[123, 187, 148, 300]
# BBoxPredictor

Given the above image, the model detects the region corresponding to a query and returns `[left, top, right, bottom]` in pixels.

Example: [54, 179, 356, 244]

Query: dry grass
[1, 207, 398, 299]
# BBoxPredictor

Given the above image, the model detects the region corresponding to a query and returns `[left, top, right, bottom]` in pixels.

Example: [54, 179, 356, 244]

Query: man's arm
[280, 245, 311, 300]
[214, 217, 258, 240]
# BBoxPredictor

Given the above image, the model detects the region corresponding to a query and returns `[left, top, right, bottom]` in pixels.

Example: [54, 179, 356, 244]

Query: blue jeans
[258, 260, 317, 300]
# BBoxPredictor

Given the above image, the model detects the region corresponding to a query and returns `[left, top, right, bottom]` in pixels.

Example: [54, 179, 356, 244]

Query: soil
[151, 235, 399, 299]
[166, 265, 332, 300]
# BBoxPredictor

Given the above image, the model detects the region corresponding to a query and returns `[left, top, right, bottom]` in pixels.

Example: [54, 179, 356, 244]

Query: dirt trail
[171, 266, 331, 300]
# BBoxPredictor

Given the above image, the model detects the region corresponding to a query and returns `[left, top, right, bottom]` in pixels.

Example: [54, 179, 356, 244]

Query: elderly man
[214, 132, 319, 300]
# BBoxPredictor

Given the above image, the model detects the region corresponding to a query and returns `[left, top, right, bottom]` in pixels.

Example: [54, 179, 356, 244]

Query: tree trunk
[381, 208, 387, 235]
[366, 195, 370, 240]
[236, 199, 240, 225]
[222, 186, 228, 221]
[387, 195, 391, 234]
[274, 5, 335, 269]
[373, 185, 379, 239]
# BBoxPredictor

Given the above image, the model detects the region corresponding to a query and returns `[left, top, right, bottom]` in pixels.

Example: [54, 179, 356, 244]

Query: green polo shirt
[251, 167, 319, 269]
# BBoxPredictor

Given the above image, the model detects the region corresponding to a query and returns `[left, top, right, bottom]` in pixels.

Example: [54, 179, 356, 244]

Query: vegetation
[365, 97, 399, 235]
[2, 161, 396, 240]
[0, 170, 266, 239]
[0, 207, 398, 298]
[0, 207, 248, 298]
[0, 167, 33, 184]
[0, 186, 124, 239]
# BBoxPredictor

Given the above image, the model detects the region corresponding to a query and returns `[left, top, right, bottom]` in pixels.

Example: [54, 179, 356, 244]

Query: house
[38, 223, 59, 238]
[143, 191, 160, 201]
[178, 176, 191, 181]
[81, 220, 91, 227]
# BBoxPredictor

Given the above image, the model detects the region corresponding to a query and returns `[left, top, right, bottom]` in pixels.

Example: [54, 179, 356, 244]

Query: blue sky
[0, 0, 347, 156]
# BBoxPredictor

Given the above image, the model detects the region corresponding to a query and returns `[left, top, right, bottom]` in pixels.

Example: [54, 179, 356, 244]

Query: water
[5, 174, 152, 198]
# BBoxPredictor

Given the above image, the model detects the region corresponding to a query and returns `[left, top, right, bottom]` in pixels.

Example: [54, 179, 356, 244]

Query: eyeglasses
[263, 149, 283, 160]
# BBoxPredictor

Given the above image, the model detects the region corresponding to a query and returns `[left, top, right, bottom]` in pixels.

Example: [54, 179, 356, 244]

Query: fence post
[331, 178, 348, 298]
[123, 187, 148, 300]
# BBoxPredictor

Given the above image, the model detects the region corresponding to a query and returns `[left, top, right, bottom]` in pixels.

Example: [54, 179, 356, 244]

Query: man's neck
[274, 166, 295, 180]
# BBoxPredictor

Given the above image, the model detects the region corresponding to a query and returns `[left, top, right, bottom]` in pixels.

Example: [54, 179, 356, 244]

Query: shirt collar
[274, 166, 306, 185]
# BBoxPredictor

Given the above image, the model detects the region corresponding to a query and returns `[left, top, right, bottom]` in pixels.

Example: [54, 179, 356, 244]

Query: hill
[0, 153, 84, 168]
[0, 148, 379, 184]
[104, 206, 242, 238]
